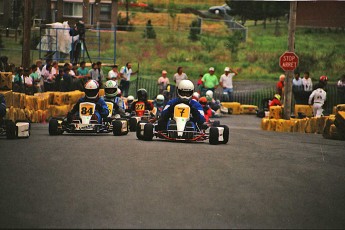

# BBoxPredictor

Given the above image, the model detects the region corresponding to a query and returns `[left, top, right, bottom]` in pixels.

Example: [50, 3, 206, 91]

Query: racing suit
[104, 96, 125, 117]
[0, 94, 6, 119]
[68, 97, 109, 123]
[309, 87, 326, 117]
[202, 105, 213, 122]
[160, 98, 205, 129]
[153, 101, 164, 118]
[130, 100, 154, 116]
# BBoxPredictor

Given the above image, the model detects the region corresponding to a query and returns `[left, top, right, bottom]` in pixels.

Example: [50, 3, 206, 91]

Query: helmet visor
[85, 89, 99, 98]
[105, 88, 117, 95]
[178, 89, 193, 98]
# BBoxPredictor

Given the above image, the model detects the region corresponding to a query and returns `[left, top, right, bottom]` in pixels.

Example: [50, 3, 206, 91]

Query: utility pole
[22, 0, 32, 69]
[283, 1, 297, 120]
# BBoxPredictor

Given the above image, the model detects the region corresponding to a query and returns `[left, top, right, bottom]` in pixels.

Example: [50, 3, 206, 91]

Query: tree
[143, 20, 156, 39]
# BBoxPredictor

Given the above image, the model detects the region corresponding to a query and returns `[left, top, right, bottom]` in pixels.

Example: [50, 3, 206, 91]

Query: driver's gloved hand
[200, 123, 209, 130]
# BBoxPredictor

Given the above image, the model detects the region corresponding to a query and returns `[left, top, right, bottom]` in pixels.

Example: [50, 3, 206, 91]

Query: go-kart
[49, 102, 128, 136]
[0, 119, 30, 139]
[136, 103, 229, 145]
[129, 101, 155, 132]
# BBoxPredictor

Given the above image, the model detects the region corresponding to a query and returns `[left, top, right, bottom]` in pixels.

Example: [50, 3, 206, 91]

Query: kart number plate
[135, 102, 145, 112]
[79, 102, 95, 116]
[106, 102, 113, 117]
[174, 105, 190, 118]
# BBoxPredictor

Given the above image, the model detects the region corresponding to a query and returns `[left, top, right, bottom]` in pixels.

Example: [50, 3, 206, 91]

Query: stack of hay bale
[221, 102, 258, 115]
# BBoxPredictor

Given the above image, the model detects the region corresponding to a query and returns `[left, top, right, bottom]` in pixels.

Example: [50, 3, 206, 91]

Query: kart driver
[67, 79, 109, 123]
[158, 79, 205, 129]
[199, 96, 212, 122]
[153, 94, 165, 118]
[130, 88, 154, 115]
[103, 80, 125, 116]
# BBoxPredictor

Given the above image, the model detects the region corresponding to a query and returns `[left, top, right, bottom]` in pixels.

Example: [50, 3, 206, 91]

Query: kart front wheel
[136, 121, 147, 140]
[143, 123, 154, 141]
[49, 119, 60, 135]
[129, 117, 138, 132]
[6, 120, 17, 139]
[219, 125, 229, 144]
[209, 127, 220, 145]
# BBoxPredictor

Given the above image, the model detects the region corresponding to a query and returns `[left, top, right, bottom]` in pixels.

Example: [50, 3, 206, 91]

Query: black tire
[212, 120, 220, 127]
[168, 120, 177, 138]
[49, 118, 60, 135]
[143, 123, 154, 141]
[136, 121, 147, 140]
[209, 127, 219, 145]
[219, 125, 229, 144]
[129, 117, 138, 132]
[184, 121, 194, 139]
[6, 120, 17, 139]
[112, 120, 123, 136]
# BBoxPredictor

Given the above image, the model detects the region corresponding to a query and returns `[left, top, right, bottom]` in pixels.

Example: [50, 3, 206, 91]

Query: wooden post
[283, 1, 297, 120]
[22, 0, 32, 69]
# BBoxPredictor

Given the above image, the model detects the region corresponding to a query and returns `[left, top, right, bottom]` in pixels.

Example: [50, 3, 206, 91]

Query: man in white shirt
[292, 72, 303, 104]
[119, 62, 138, 97]
[309, 83, 326, 117]
[219, 66, 238, 102]
[157, 70, 170, 94]
[107, 65, 119, 84]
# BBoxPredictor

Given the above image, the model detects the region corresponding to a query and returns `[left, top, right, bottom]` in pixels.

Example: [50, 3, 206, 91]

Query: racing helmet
[274, 94, 281, 101]
[205, 90, 213, 101]
[199, 97, 208, 107]
[177, 80, 194, 102]
[84, 80, 99, 99]
[320, 75, 328, 82]
[137, 88, 148, 101]
[127, 95, 134, 104]
[156, 94, 165, 105]
[192, 92, 200, 101]
[104, 80, 118, 98]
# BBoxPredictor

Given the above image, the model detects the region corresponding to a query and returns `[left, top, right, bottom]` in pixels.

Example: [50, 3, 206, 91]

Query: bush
[188, 19, 201, 41]
[142, 20, 156, 39]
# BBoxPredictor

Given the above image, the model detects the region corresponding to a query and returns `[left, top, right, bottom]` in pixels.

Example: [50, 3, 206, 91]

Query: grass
[1, 12, 345, 84]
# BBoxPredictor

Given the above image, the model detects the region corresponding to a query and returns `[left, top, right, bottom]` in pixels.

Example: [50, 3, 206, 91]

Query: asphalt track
[0, 115, 344, 228]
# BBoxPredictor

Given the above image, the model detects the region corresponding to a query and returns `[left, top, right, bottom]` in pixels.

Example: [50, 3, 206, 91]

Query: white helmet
[84, 80, 99, 99]
[127, 95, 134, 103]
[117, 88, 122, 97]
[192, 92, 200, 100]
[206, 90, 213, 99]
[177, 79, 194, 102]
[156, 94, 165, 105]
[104, 80, 118, 98]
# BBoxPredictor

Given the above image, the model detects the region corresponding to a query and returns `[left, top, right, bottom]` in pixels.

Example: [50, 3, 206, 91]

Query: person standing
[337, 74, 345, 104]
[219, 66, 238, 102]
[107, 64, 120, 84]
[309, 83, 326, 117]
[157, 70, 170, 94]
[173, 66, 188, 86]
[292, 72, 303, 104]
[201, 67, 219, 96]
[89, 63, 101, 85]
[276, 74, 285, 97]
[302, 71, 313, 104]
[97, 61, 105, 88]
[119, 62, 138, 98]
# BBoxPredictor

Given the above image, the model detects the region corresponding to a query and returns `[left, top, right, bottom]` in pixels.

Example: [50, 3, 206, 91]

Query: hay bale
[269, 106, 282, 119]
[220, 102, 241, 115]
[294, 104, 313, 117]
[240, 104, 258, 115]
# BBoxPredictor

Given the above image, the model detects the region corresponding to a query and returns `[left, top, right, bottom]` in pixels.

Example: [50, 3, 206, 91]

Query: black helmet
[137, 88, 148, 101]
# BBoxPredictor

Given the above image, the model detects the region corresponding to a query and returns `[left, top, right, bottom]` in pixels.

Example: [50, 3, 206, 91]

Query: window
[63, 2, 83, 17]
[0, 0, 4, 14]
[99, 4, 111, 21]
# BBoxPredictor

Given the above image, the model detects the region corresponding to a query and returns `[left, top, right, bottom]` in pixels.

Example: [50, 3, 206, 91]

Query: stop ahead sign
[279, 51, 299, 71]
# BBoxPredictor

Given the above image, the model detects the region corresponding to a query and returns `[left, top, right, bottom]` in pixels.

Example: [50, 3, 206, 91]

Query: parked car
[208, 4, 231, 15]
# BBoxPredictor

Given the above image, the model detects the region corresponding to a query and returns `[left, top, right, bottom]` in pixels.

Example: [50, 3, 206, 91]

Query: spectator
[0, 56, 11, 72]
[42, 64, 55, 91]
[23, 68, 34, 95]
[318, 75, 328, 89]
[197, 74, 203, 94]
[97, 61, 105, 87]
[89, 63, 101, 84]
[202, 67, 219, 96]
[13, 66, 24, 92]
[292, 72, 303, 104]
[107, 64, 120, 83]
[269, 94, 282, 108]
[29, 64, 40, 93]
[301, 71, 313, 104]
[219, 66, 238, 102]
[60, 67, 73, 92]
[119, 62, 138, 97]
[77, 61, 90, 90]
[51, 61, 60, 91]
[337, 74, 345, 104]
[309, 83, 326, 117]
[276, 74, 285, 96]
[157, 70, 170, 94]
[173, 66, 188, 87]
[35, 60, 44, 92]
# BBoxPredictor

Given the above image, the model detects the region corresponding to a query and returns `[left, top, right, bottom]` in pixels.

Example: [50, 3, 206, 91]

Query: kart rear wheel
[129, 117, 138, 132]
[136, 121, 147, 140]
[112, 120, 123, 136]
[219, 125, 229, 144]
[143, 123, 154, 141]
[6, 120, 17, 139]
[49, 118, 60, 135]
[209, 127, 220, 145]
